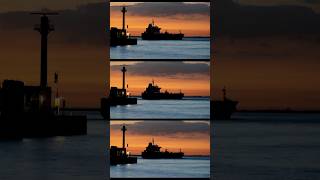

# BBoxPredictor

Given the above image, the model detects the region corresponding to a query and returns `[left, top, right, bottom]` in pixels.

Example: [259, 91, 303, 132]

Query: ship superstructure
[212, 87, 238, 120]
[141, 20, 184, 40]
[141, 139, 184, 159]
[141, 81, 184, 100]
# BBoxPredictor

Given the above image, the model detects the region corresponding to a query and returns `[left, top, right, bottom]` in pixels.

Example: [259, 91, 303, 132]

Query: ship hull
[211, 100, 238, 120]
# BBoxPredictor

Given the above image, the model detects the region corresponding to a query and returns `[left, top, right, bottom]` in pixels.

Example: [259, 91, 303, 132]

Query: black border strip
[111, 0, 210, 2]
[110, 178, 210, 180]
[110, 59, 210, 62]
[110, 118, 210, 121]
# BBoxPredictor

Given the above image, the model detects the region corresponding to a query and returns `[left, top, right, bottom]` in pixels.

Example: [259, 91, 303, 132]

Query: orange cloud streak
[110, 68, 210, 96]
[110, 122, 210, 156]
[110, 8, 210, 37]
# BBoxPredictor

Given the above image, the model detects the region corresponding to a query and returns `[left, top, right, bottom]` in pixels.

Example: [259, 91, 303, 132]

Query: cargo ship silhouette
[141, 80, 184, 100]
[212, 87, 238, 120]
[142, 20, 184, 40]
[141, 139, 184, 159]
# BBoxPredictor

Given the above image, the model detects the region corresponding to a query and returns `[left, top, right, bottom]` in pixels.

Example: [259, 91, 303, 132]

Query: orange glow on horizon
[110, 5, 210, 37]
[110, 122, 210, 156]
[110, 68, 210, 97]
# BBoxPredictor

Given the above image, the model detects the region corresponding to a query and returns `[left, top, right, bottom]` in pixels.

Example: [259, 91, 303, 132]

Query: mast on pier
[121, 125, 127, 149]
[31, 12, 59, 88]
[121, 7, 127, 31]
[121, 66, 127, 90]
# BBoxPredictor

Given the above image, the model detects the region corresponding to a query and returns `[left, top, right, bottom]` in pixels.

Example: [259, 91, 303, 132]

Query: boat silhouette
[141, 139, 184, 159]
[212, 87, 238, 120]
[141, 80, 184, 100]
[141, 20, 184, 40]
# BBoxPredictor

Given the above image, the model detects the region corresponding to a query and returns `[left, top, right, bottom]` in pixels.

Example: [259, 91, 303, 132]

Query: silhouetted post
[121, 7, 127, 31]
[223, 86, 226, 101]
[31, 12, 58, 88]
[121, 125, 127, 149]
[121, 66, 127, 90]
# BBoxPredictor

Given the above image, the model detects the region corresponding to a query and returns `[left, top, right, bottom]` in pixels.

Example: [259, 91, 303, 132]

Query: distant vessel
[141, 139, 184, 159]
[110, 7, 137, 46]
[212, 87, 238, 120]
[141, 81, 184, 100]
[141, 20, 184, 40]
[110, 125, 137, 165]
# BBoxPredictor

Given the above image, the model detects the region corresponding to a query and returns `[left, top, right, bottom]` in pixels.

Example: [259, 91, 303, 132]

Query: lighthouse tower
[121, 125, 127, 149]
[121, 6, 127, 31]
[121, 66, 127, 90]
[31, 12, 58, 88]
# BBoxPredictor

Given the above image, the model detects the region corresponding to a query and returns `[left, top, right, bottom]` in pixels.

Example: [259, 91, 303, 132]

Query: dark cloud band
[111, 62, 210, 77]
[111, 121, 209, 136]
[111, 2, 210, 17]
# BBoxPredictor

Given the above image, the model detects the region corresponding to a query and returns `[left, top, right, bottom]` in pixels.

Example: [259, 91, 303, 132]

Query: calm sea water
[110, 37, 210, 59]
[2, 113, 320, 179]
[0, 120, 107, 180]
[110, 97, 210, 119]
[214, 112, 320, 180]
[111, 156, 210, 178]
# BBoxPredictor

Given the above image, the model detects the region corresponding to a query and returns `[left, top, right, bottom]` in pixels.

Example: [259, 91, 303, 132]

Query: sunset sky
[111, 62, 210, 96]
[110, 121, 210, 156]
[110, 2, 210, 37]
[0, 0, 320, 109]
[212, 0, 320, 110]
[0, 1, 108, 108]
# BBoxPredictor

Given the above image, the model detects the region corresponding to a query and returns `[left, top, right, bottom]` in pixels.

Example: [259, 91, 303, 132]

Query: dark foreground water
[213, 112, 320, 180]
[2, 112, 320, 179]
[110, 37, 210, 59]
[0, 120, 107, 180]
[110, 97, 210, 119]
[111, 156, 210, 178]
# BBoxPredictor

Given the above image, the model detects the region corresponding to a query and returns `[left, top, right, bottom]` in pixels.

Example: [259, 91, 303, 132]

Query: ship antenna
[152, 138, 154, 145]
[152, 19, 154, 26]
